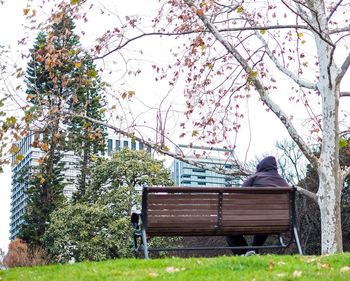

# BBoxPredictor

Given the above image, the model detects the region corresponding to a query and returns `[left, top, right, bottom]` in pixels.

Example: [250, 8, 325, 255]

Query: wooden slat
[148, 210, 217, 216]
[222, 204, 288, 210]
[148, 230, 218, 236]
[148, 193, 218, 200]
[222, 214, 289, 220]
[223, 193, 289, 199]
[222, 220, 289, 226]
[220, 226, 289, 235]
[147, 186, 293, 193]
[148, 216, 217, 224]
[147, 224, 217, 229]
[148, 199, 218, 205]
[223, 198, 289, 204]
[148, 204, 217, 211]
[147, 226, 289, 236]
[223, 209, 289, 216]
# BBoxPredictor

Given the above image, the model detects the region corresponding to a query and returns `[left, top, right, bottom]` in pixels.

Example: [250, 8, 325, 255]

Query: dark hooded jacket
[242, 156, 289, 187]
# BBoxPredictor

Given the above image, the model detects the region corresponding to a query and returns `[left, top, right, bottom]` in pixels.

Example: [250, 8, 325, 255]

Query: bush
[3, 239, 48, 268]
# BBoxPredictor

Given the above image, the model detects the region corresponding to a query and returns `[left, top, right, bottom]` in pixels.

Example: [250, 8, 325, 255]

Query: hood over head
[256, 156, 278, 172]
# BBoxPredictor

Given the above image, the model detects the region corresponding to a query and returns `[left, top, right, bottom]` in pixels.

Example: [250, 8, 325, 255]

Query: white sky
[0, 0, 349, 252]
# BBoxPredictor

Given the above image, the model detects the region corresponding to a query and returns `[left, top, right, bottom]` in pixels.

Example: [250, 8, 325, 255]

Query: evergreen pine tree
[67, 54, 107, 201]
[19, 10, 106, 247]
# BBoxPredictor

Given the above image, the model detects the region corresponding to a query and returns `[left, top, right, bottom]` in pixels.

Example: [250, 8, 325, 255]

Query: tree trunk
[317, 77, 342, 254]
[317, 165, 343, 254]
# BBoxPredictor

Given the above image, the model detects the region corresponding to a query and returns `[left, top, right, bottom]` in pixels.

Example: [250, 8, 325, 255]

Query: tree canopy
[44, 148, 174, 262]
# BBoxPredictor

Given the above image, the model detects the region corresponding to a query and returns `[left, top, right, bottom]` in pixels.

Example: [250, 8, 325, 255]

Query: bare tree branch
[340, 92, 350, 97]
[283, 0, 335, 47]
[294, 185, 318, 203]
[63, 111, 252, 177]
[330, 25, 350, 34]
[336, 51, 350, 83]
[255, 31, 317, 90]
[93, 26, 310, 60]
[327, 0, 344, 22]
[183, 0, 319, 167]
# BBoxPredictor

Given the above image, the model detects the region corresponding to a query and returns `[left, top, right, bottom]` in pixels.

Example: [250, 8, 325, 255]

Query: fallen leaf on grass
[149, 272, 159, 277]
[340, 266, 350, 273]
[166, 266, 180, 273]
[301, 256, 319, 263]
[277, 261, 286, 266]
[268, 261, 274, 271]
[276, 273, 287, 277]
[318, 263, 331, 269]
[293, 270, 302, 277]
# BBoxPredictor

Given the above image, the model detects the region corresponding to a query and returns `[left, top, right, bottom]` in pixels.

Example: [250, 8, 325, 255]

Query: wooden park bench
[131, 186, 303, 258]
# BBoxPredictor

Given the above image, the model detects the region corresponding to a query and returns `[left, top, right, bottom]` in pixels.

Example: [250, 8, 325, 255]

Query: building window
[182, 181, 191, 184]
[115, 140, 120, 151]
[139, 142, 144, 150]
[131, 141, 136, 150]
[182, 175, 191, 178]
[146, 145, 151, 153]
[123, 140, 129, 148]
[192, 169, 205, 173]
[107, 139, 112, 154]
[198, 176, 206, 180]
[198, 182, 206, 185]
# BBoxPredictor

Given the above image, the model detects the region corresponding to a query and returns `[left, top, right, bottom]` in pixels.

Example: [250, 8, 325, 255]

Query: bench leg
[133, 233, 139, 258]
[141, 228, 149, 259]
[293, 226, 303, 255]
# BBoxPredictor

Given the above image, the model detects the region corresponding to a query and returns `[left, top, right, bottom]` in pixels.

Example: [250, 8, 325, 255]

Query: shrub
[3, 239, 48, 268]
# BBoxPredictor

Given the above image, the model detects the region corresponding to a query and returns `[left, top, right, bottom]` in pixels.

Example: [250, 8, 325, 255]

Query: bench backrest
[142, 186, 295, 237]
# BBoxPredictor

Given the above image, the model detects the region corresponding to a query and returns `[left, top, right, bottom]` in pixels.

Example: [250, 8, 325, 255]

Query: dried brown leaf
[340, 266, 350, 273]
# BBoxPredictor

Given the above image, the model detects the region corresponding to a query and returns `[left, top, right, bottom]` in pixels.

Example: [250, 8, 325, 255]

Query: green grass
[1, 254, 350, 281]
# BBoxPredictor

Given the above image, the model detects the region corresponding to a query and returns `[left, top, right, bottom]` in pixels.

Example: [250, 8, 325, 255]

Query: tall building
[170, 144, 241, 187]
[105, 135, 152, 155]
[9, 132, 150, 240]
[9, 133, 80, 240]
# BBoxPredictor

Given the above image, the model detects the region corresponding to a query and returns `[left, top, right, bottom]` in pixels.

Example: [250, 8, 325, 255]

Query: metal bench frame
[131, 186, 303, 258]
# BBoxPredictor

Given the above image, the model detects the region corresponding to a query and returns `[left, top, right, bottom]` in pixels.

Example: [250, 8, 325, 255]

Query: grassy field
[1, 253, 350, 281]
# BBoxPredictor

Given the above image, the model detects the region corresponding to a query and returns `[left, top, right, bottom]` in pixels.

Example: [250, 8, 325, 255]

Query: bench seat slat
[147, 227, 290, 236]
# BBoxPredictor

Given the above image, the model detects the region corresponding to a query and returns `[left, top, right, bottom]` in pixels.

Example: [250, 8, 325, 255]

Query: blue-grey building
[170, 144, 241, 187]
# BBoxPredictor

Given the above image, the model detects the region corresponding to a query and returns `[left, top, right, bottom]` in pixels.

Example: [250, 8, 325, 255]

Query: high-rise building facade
[9, 133, 150, 240]
[9, 133, 80, 240]
[170, 144, 241, 187]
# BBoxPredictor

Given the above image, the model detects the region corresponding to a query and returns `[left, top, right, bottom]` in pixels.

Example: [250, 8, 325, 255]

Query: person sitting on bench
[226, 156, 289, 255]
